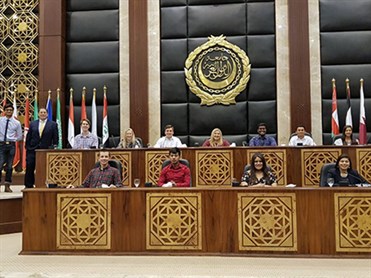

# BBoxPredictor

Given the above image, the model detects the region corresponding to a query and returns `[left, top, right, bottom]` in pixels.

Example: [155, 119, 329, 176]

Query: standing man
[25, 108, 58, 188]
[249, 123, 277, 146]
[158, 147, 191, 187]
[0, 104, 22, 192]
[154, 124, 183, 148]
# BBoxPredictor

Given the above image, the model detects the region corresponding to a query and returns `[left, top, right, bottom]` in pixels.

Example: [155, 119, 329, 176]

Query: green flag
[34, 91, 38, 120]
[56, 90, 62, 149]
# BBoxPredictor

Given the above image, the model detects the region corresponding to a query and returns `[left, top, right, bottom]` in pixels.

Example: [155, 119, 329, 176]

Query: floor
[1, 187, 371, 278]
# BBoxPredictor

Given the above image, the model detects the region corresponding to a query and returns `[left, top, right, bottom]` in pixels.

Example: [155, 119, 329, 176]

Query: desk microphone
[242, 141, 248, 147]
[347, 172, 366, 186]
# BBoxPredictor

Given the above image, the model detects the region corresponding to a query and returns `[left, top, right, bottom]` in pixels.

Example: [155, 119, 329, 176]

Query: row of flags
[331, 78, 367, 144]
[67, 86, 109, 148]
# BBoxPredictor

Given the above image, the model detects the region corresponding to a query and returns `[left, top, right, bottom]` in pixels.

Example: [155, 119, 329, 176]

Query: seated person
[73, 119, 98, 149]
[154, 124, 182, 148]
[240, 152, 277, 187]
[249, 123, 277, 146]
[158, 147, 191, 187]
[288, 125, 316, 146]
[326, 154, 368, 186]
[333, 125, 359, 146]
[117, 128, 143, 148]
[202, 128, 230, 147]
[68, 151, 122, 188]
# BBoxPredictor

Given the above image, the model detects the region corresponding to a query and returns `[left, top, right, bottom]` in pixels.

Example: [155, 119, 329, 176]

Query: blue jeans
[0, 143, 16, 183]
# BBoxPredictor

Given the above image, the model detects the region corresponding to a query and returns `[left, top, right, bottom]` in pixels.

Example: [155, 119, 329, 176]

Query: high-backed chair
[332, 134, 343, 144]
[95, 160, 123, 178]
[319, 163, 336, 187]
[161, 159, 191, 186]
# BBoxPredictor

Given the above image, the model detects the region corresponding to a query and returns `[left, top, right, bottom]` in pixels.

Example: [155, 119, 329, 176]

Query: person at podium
[326, 154, 368, 186]
[202, 128, 230, 147]
[158, 147, 191, 187]
[68, 151, 122, 188]
[240, 153, 277, 187]
[73, 119, 98, 149]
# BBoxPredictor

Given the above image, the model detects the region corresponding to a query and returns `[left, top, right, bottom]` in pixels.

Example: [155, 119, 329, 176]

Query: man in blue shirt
[249, 123, 277, 147]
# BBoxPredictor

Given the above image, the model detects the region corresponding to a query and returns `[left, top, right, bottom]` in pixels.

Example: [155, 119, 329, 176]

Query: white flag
[91, 89, 97, 137]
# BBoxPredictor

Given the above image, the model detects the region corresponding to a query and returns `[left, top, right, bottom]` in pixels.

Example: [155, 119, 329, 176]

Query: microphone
[194, 142, 199, 147]
[242, 141, 248, 147]
[347, 172, 367, 186]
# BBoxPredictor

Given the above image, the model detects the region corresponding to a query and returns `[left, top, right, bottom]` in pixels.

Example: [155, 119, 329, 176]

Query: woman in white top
[333, 125, 359, 146]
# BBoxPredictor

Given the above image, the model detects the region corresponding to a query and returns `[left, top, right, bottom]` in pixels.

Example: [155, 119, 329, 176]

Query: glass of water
[327, 177, 334, 187]
[134, 178, 140, 188]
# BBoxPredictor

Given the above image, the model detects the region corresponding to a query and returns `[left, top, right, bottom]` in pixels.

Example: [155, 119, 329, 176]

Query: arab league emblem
[184, 35, 251, 106]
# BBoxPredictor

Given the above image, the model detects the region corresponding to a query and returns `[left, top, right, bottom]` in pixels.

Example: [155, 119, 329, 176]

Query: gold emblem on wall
[334, 193, 371, 252]
[356, 148, 371, 183]
[146, 192, 202, 250]
[301, 149, 342, 186]
[238, 193, 297, 251]
[185, 35, 251, 106]
[57, 193, 111, 250]
[47, 152, 82, 186]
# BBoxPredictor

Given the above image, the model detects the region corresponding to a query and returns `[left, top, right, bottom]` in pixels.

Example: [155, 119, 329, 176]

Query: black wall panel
[320, 0, 371, 144]
[161, 0, 277, 146]
[65, 1, 119, 144]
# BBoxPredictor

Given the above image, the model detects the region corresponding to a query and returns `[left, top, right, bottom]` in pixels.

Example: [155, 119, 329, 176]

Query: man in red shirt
[158, 147, 191, 187]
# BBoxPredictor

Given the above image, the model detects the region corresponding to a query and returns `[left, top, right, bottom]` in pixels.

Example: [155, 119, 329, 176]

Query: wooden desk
[22, 187, 371, 256]
[34, 146, 371, 188]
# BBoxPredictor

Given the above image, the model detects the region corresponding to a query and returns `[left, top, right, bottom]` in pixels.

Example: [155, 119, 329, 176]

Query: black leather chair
[95, 160, 123, 177]
[319, 163, 336, 187]
[161, 159, 191, 186]
[332, 134, 343, 144]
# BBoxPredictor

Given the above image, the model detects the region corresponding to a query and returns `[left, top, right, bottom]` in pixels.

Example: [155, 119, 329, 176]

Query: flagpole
[56, 88, 62, 149]
[102, 85, 109, 146]
[359, 78, 367, 145]
[345, 78, 353, 127]
[91, 88, 97, 137]
[67, 88, 75, 148]
[331, 78, 339, 138]
[34, 89, 38, 120]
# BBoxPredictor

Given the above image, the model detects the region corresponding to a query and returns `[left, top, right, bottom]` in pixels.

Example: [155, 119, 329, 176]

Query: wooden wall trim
[129, 0, 149, 144]
[288, 0, 311, 132]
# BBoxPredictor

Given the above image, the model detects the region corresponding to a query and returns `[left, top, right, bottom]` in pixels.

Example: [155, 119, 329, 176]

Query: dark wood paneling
[288, 0, 311, 132]
[0, 198, 22, 234]
[129, 0, 149, 144]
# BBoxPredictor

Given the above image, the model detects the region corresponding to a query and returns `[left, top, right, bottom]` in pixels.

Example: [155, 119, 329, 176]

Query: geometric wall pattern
[195, 150, 233, 187]
[247, 149, 287, 186]
[56, 193, 111, 250]
[238, 193, 297, 251]
[301, 148, 342, 186]
[0, 0, 38, 122]
[146, 192, 202, 250]
[356, 148, 371, 183]
[145, 150, 169, 185]
[47, 152, 82, 186]
[334, 193, 371, 252]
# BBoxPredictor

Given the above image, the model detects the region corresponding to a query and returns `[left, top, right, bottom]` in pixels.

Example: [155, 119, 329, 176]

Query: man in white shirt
[154, 124, 182, 148]
[288, 126, 316, 146]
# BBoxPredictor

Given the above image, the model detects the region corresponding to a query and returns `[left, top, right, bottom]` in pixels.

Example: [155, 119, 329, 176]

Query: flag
[359, 79, 367, 145]
[331, 79, 339, 137]
[67, 89, 75, 148]
[345, 78, 352, 127]
[34, 90, 38, 120]
[56, 89, 62, 149]
[22, 93, 30, 171]
[81, 87, 87, 121]
[2, 91, 6, 116]
[46, 90, 53, 121]
[12, 91, 20, 167]
[102, 86, 109, 145]
[91, 88, 97, 137]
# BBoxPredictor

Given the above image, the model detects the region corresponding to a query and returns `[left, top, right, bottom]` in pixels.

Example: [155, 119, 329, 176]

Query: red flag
[331, 79, 339, 137]
[81, 87, 87, 121]
[68, 89, 75, 148]
[22, 94, 30, 170]
[345, 78, 353, 127]
[359, 79, 367, 144]
[12, 92, 20, 167]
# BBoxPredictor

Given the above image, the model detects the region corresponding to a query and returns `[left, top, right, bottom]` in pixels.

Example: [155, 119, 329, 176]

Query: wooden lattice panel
[47, 152, 82, 186]
[145, 151, 169, 185]
[301, 148, 342, 186]
[238, 193, 297, 251]
[247, 149, 287, 186]
[94, 151, 132, 186]
[57, 193, 111, 250]
[356, 148, 371, 183]
[195, 149, 233, 187]
[334, 193, 371, 252]
[146, 192, 202, 250]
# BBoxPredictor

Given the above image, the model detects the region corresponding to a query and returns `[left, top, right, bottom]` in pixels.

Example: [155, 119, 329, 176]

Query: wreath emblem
[185, 35, 251, 106]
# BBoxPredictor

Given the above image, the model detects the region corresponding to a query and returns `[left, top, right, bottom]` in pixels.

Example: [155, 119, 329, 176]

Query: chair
[319, 163, 336, 187]
[161, 159, 192, 186]
[332, 134, 343, 144]
[95, 159, 123, 178]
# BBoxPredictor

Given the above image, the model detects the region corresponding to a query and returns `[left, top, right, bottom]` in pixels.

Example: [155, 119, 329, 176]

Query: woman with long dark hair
[240, 153, 277, 187]
[334, 125, 359, 146]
